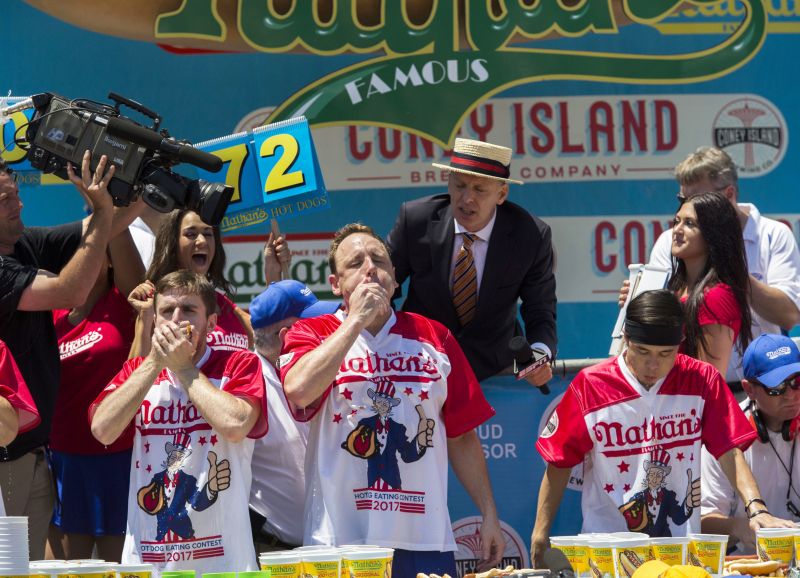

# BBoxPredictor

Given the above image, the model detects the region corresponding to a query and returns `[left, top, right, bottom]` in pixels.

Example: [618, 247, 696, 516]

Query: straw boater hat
[432, 138, 523, 185]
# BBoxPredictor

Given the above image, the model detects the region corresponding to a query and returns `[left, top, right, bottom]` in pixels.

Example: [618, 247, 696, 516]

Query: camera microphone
[106, 117, 223, 173]
[509, 335, 550, 395]
[543, 548, 576, 578]
[0, 97, 34, 125]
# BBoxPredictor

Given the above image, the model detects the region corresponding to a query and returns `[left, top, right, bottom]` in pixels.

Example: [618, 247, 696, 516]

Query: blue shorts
[50, 449, 132, 536]
[392, 549, 456, 578]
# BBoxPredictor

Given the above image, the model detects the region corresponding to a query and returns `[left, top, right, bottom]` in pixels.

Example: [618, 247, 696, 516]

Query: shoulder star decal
[333, 413, 342, 423]
[604, 483, 615, 493]
[419, 390, 429, 401]
[199, 436, 207, 445]
[341, 387, 353, 400]
[146, 464, 152, 473]
[210, 434, 218, 446]
[403, 387, 414, 396]
[676, 452, 685, 461]
[624, 483, 631, 492]
[144, 442, 150, 453]
[617, 460, 630, 473]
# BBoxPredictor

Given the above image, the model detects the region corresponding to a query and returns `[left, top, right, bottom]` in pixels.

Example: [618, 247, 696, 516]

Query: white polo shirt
[701, 399, 800, 554]
[249, 354, 309, 545]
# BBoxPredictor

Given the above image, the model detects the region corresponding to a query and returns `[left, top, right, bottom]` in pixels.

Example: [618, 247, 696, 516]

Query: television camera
[4, 92, 232, 226]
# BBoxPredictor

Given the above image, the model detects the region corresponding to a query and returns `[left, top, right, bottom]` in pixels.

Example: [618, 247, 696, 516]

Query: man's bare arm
[531, 464, 572, 568]
[17, 153, 115, 311]
[91, 357, 161, 445]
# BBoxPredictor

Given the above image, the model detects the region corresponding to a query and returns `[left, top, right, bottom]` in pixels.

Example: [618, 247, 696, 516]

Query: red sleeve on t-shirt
[536, 373, 594, 468]
[700, 362, 757, 458]
[697, 284, 742, 339]
[0, 341, 40, 433]
[441, 331, 495, 438]
[279, 317, 337, 422]
[221, 350, 268, 439]
[87, 357, 144, 442]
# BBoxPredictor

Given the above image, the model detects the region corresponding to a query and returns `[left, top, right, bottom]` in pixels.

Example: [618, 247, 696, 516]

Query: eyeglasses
[751, 375, 800, 396]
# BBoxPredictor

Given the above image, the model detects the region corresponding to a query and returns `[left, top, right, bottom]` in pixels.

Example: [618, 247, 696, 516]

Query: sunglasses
[676, 186, 730, 203]
[751, 375, 800, 397]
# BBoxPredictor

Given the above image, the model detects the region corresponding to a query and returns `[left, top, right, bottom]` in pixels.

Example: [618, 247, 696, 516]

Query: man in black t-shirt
[0, 153, 142, 558]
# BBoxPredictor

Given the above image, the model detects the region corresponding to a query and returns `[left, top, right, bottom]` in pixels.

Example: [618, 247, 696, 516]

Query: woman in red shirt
[128, 209, 289, 355]
[49, 230, 143, 561]
[668, 191, 752, 376]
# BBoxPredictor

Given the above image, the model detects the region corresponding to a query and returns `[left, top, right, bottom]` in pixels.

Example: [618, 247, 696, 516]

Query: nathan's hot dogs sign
[26, 0, 772, 147]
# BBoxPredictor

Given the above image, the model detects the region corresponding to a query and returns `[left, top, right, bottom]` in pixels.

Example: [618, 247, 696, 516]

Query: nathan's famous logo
[85, 0, 768, 147]
[592, 410, 701, 450]
[453, 516, 530, 574]
[340, 351, 441, 378]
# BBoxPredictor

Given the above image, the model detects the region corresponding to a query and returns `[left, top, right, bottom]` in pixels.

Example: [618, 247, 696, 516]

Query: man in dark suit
[387, 138, 556, 385]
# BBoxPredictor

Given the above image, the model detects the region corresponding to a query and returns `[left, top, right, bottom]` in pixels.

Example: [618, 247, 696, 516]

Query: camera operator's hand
[66, 150, 115, 215]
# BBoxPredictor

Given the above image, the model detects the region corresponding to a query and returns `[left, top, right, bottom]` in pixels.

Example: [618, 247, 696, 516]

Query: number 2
[260, 133, 305, 194]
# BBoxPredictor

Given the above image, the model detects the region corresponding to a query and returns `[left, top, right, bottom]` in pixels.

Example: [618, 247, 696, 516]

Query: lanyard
[766, 432, 800, 516]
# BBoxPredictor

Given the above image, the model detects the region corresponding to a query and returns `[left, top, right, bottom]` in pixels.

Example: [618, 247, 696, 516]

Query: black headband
[624, 319, 683, 346]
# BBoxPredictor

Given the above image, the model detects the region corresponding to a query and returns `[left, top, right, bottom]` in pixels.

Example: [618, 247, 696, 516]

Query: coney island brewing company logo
[149, 0, 770, 147]
[452, 516, 530, 575]
[712, 97, 788, 176]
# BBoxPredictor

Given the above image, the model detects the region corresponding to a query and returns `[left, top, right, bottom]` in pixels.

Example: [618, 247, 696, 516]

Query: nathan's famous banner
[5, 0, 799, 357]
[5, 0, 798, 561]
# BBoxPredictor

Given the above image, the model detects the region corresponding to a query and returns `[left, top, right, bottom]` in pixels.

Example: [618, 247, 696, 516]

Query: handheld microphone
[106, 117, 223, 173]
[510, 335, 550, 395]
[543, 548, 576, 578]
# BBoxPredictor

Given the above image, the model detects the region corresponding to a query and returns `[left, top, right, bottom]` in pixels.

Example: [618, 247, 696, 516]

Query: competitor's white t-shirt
[93, 347, 268, 574]
[537, 353, 755, 537]
[280, 310, 494, 551]
[249, 354, 309, 545]
[701, 399, 800, 554]
[650, 203, 800, 380]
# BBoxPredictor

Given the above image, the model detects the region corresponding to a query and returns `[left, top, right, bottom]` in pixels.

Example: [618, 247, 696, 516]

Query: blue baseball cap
[742, 333, 800, 388]
[250, 280, 340, 329]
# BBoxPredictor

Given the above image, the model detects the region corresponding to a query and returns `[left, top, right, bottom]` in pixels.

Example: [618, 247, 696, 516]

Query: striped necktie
[452, 233, 478, 326]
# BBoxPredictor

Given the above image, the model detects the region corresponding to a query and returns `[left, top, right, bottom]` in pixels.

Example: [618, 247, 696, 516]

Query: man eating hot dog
[280, 223, 504, 578]
[531, 290, 793, 567]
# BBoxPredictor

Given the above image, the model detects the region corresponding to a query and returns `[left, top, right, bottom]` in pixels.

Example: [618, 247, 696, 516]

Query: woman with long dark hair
[668, 191, 752, 375]
[127, 209, 289, 356]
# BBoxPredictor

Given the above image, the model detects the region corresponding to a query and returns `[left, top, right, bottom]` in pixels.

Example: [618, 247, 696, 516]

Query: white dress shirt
[450, 210, 551, 358]
[450, 211, 496, 294]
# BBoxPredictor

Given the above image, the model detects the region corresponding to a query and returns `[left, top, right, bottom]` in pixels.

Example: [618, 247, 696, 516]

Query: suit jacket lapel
[477, 206, 513, 318]
[429, 204, 457, 324]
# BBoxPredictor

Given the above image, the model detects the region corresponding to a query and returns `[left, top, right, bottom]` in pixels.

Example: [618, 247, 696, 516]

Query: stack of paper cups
[0, 516, 30, 576]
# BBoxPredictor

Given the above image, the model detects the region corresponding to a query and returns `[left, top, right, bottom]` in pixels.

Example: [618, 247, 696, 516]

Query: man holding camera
[701, 333, 800, 553]
[0, 152, 142, 558]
